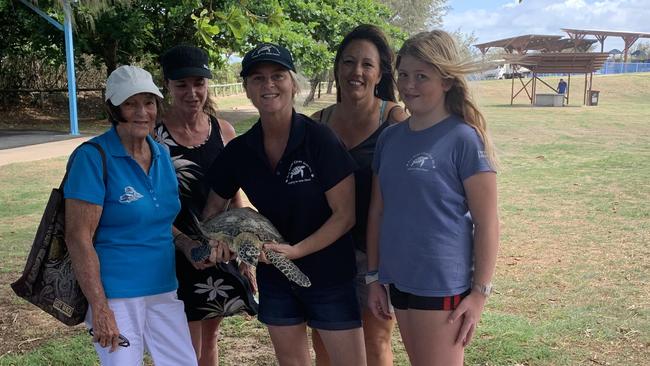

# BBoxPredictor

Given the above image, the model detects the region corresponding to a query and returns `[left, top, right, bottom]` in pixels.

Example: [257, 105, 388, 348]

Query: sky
[442, 0, 650, 52]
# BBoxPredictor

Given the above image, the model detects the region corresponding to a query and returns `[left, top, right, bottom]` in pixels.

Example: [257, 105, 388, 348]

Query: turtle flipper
[233, 232, 261, 266]
[264, 250, 311, 287]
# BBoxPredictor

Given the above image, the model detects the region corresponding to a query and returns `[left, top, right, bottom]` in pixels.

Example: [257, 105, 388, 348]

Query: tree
[379, 0, 448, 35]
[236, 0, 402, 105]
[450, 29, 479, 61]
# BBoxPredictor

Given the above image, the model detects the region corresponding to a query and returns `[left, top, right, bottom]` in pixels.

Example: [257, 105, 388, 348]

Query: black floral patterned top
[155, 116, 258, 320]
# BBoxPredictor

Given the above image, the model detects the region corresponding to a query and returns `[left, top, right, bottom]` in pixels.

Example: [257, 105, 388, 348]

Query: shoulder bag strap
[61, 141, 107, 189]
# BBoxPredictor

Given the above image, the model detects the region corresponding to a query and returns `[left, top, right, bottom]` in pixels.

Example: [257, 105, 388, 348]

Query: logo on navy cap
[252, 45, 281, 59]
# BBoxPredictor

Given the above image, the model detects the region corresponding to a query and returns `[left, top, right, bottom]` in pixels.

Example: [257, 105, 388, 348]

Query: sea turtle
[197, 207, 311, 287]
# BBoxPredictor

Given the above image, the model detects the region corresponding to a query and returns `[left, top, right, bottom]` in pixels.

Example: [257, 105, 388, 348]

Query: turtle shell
[202, 207, 283, 244]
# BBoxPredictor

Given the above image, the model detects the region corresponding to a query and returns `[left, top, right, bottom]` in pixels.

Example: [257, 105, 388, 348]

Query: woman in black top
[204, 43, 366, 366]
[311, 24, 408, 366]
[156, 45, 257, 366]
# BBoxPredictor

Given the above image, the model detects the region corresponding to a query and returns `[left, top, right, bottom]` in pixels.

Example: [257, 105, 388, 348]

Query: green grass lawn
[1, 73, 648, 365]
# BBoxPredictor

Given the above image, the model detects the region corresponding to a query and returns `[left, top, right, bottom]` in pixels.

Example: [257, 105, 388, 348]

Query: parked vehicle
[476, 63, 530, 80]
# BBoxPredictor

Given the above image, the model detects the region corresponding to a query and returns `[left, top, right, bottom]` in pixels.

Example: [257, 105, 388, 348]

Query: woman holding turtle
[203, 43, 366, 365]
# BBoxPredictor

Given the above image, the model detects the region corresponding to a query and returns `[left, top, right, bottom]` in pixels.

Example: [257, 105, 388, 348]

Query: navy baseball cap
[240, 43, 296, 77]
[160, 45, 213, 80]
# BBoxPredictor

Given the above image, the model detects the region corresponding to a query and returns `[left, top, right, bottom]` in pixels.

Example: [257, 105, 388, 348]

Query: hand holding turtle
[174, 232, 219, 270]
[208, 238, 237, 263]
[263, 242, 303, 260]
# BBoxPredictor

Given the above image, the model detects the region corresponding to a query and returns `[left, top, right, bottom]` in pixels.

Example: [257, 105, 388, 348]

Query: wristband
[364, 270, 379, 285]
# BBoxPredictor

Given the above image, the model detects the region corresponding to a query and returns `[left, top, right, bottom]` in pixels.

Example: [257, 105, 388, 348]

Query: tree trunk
[326, 79, 334, 94]
[326, 69, 334, 94]
[303, 77, 322, 106]
[103, 41, 119, 77]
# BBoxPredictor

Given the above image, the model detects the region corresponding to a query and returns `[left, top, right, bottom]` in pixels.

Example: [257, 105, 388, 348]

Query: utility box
[588, 90, 600, 106]
[535, 93, 564, 107]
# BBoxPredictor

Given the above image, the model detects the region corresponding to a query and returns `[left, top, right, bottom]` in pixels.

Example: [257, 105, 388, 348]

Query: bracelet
[364, 270, 379, 285]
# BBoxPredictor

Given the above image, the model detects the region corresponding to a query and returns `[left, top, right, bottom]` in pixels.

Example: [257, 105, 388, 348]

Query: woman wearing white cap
[64, 65, 197, 365]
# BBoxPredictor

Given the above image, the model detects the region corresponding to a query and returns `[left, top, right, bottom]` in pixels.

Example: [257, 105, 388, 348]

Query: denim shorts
[257, 278, 362, 331]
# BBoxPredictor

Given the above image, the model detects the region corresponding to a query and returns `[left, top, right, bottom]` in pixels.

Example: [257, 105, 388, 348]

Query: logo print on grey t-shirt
[407, 153, 435, 171]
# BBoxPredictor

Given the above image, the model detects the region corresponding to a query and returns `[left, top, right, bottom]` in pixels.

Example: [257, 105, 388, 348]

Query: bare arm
[449, 171, 499, 346]
[65, 198, 120, 352]
[365, 174, 382, 273]
[466, 172, 499, 290]
[365, 174, 391, 319]
[265, 174, 355, 260]
[385, 102, 409, 123]
[218, 118, 245, 209]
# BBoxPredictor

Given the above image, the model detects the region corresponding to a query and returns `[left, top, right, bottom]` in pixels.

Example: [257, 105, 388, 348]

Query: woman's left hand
[208, 239, 237, 263]
[263, 242, 301, 260]
[239, 262, 257, 294]
[448, 291, 487, 347]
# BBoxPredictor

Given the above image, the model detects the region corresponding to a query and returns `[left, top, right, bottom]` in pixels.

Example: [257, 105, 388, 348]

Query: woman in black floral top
[156, 45, 257, 366]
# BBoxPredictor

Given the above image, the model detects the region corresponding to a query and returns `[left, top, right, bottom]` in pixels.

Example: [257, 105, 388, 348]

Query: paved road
[0, 134, 91, 167]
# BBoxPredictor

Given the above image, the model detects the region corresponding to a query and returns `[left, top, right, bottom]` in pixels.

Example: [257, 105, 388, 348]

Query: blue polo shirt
[64, 127, 180, 299]
[208, 111, 357, 288]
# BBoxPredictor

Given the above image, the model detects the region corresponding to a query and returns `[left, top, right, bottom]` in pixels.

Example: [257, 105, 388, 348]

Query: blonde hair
[397, 30, 499, 169]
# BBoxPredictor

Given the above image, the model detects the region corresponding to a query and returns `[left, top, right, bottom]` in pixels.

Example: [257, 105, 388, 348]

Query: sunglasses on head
[88, 328, 130, 348]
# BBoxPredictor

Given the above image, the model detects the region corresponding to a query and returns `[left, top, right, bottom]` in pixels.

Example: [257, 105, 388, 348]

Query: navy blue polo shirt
[64, 127, 180, 298]
[208, 111, 357, 288]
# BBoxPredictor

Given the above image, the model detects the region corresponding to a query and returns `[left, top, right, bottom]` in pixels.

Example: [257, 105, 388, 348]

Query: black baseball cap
[160, 45, 213, 80]
[240, 43, 296, 77]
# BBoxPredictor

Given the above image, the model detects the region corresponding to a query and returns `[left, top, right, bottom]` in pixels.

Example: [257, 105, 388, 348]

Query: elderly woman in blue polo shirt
[64, 65, 197, 365]
[203, 44, 366, 365]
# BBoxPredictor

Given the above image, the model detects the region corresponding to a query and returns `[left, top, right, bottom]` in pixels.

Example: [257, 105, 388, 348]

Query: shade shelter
[505, 53, 610, 106]
[474, 34, 564, 55]
[562, 28, 650, 63]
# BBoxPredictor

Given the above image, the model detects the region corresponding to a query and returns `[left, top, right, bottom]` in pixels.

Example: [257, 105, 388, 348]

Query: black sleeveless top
[155, 116, 223, 226]
[155, 116, 258, 320]
[316, 101, 397, 252]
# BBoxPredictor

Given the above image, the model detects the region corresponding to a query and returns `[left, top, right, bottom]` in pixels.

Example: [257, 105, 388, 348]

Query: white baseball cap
[105, 65, 163, 105]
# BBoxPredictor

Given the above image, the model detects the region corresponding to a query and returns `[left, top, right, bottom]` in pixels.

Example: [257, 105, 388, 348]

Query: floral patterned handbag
[11, 142, 106, 326]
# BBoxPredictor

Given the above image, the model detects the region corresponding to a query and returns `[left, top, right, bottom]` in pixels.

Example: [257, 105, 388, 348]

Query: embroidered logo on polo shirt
[407, 153, 435, 171]
[119, 186, 143, 203]
[286, 160, 315, 185]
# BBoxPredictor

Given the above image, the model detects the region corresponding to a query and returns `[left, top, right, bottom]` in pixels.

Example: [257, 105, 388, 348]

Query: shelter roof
[561, 28, 650, 38]
[473, 34, 563, 54]
[505, 52, 610, 74]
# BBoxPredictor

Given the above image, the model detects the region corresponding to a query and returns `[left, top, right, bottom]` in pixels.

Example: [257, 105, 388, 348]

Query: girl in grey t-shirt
[366, 30, 500, 366]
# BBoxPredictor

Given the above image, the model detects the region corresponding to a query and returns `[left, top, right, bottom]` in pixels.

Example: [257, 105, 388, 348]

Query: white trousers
[86, 290, 198, 366]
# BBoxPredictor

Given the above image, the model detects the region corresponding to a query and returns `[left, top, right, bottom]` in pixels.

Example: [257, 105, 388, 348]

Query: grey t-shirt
[372, 115, 494, 297]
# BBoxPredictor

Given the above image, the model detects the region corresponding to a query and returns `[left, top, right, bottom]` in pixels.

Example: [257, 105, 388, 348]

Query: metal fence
[597, 62, 650, 75]
[209, 83, 244, 96]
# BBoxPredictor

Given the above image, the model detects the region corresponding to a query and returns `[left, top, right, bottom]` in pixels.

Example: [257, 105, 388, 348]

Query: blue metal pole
[18, 0, 63, 31]
[63, 1, 79, 135]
